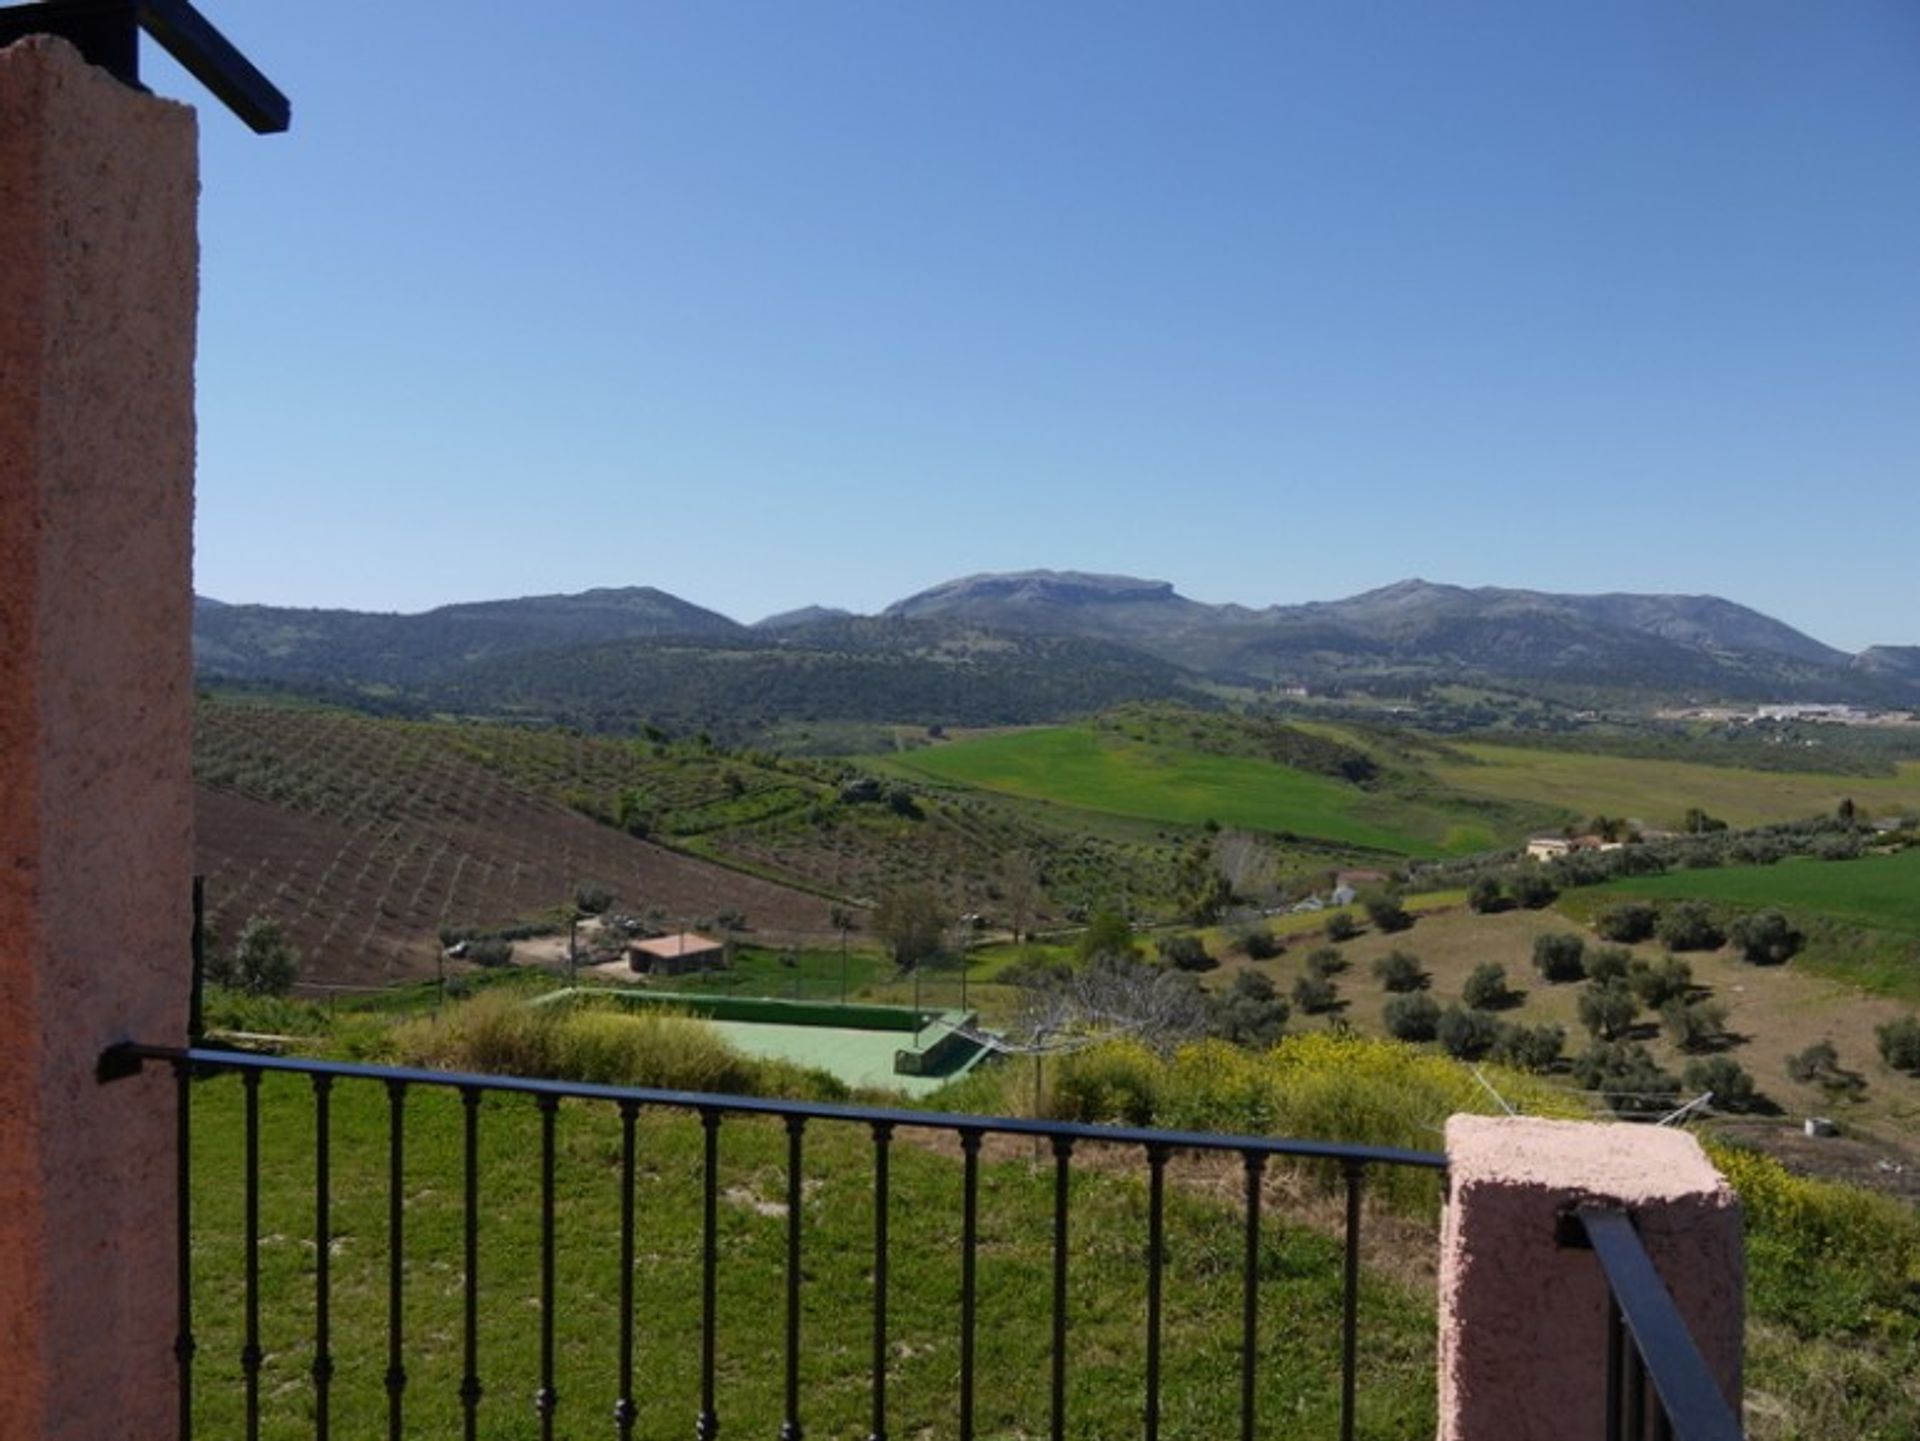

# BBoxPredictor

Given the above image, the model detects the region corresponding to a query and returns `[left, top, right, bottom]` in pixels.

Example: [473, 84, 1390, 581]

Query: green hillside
[885, 724, 1516, 857]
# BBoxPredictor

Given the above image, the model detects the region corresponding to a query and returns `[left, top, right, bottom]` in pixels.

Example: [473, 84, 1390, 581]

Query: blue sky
[157, 2, 1920, 649]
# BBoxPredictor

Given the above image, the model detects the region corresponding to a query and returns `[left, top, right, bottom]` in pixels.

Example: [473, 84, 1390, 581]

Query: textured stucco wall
[1437, 1115, 1744, 1441]
[0, 36, 198, 1441]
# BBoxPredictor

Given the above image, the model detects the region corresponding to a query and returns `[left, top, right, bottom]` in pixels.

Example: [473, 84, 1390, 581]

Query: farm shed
[629, 931, 728, 976]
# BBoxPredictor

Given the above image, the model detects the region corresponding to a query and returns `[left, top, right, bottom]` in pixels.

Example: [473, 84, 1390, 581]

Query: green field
[1436, 745, 1920, 831]
[886, 728, 1500, 857]
[1594, 848, 1920, 935]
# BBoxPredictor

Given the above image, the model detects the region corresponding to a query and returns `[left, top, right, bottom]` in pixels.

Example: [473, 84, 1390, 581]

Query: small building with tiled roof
[629, 931, 727, 977]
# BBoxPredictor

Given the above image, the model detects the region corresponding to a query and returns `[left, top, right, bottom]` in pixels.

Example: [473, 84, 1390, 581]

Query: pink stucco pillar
[1437, 1115, 1743, 1441]
[0, 35, 198, 1441]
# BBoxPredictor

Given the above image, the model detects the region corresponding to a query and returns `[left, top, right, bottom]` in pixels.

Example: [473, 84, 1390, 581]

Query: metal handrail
[100, 1042, 1449, 1170]
[1578, 1206, 1744, 1441]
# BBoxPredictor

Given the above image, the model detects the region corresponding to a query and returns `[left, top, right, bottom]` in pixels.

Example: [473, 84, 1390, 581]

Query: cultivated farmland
[193, 705, 838, 986]
[1434, 743, 1920, 831]
[884, 724, 1513, 856]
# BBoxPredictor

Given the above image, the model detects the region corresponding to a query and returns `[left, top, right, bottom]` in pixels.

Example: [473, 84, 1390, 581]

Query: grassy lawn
[1434, 745, 1920, 831]
[886, 727, 1494, 856]
[186, 1072, 1437, 1441]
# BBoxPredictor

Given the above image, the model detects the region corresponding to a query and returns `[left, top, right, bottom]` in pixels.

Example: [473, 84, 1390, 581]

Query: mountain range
[193, 572, 1920, 731]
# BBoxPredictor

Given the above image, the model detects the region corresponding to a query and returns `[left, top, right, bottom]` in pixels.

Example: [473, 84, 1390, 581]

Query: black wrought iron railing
[100, 1042, 1447, 1441]
[1575, 1206, 1744, 1441]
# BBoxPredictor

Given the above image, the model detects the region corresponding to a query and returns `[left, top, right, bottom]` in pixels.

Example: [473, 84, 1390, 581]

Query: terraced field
[1434, 744, 1920, 831]
[885, 726, 1506, 856]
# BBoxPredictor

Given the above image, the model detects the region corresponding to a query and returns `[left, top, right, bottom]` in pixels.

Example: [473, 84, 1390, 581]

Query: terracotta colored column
[0, 35, 198, 1441]
[1437, 1115, 1743, 1441]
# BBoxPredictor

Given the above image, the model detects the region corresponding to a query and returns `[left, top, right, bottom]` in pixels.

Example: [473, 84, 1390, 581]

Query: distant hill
[194, 586, 742, 686]
[882, 572, 1906, 703]
[753, 605, 854, 630]
[421, 618, 1202, 734]
[193, 572, 1920, 729]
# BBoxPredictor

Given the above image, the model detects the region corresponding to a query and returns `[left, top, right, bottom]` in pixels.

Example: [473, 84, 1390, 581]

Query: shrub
[1046, 1032, 1585, 1207]
[1047, 1039, 1165, 1126]
[1461, 962, 1514, 1011]
[1292, 974, 1341, 1015]
[1657, 901, 1725, 953]
[1508, 871, 1558, 909]
[1466, 876, 1506, 914]
[1324, 912, 1361, 942]
[1362, 892, 1414, 934]
[1232, 923, 1282, 960]
[1304, 946, 1348, 979]
[1785, 1040, 1865, 1099]
[1491, 1023, 1565, 1073]
[1436, 1005, 1501, 1060]
[1371, 949, 1428, 993]
[1594, 902, 1657, 944]
[467, 938, 516, 967]
[1627, 955, 1692, 1009]
[1684, 1056, 1759, 1112]
[573, 884, 614, 915]
[208, 913, 300, 996]
[1212, 971, 1289, 1049]
[1156, 933, 1216, 972]
[1876, 1015, 1920, 1073]
[1382, 993, 1441, 1042]
[1582, 944, 1633, 984]
[1727, 910, 1803, 966]
[1531, 933, 1586, 983]
[1075, 909, 1138, 962]
[1577, 978, 1639, 1041]
[1570, 1041, 1680, 1117]
[1660, 997, 1729, 1053]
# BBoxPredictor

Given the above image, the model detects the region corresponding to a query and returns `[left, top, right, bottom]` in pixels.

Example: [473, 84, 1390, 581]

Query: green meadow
[886, 727, 1500, 856]
[1435, 745, 1920, 831]
[1592, 847, 1920, 935]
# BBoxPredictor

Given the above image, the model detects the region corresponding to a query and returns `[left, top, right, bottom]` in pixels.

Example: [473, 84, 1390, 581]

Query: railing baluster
[615, 1099, 639, 1440]
[460, 1087, 483, 1441]
[1340, 1159, 1363, 1441]
[1050, 1135, 1072, 1441]
[535, 1094, 560, 1437]
[385, 1078, 407, 1441]
[1624, 1341, 1647, 1441]
[697, 1108, 722, 1441]
[1144, 1143, 1169, 1441]
[959, 1129, 983, 1441]
[781, 1115, 807, 1441]
[1240, 1152, 1265, 1441]
[312, 1074, 333, 1441]
[173, 1058, 195, 1441]
[1605, 1293, 1624, 1441]
[242, 1069, 262, 1441]
[868, 1121, 893, 1441]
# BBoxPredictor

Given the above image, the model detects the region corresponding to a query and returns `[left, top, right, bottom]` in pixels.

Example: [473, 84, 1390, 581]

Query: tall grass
[381, 991, 848, 1099]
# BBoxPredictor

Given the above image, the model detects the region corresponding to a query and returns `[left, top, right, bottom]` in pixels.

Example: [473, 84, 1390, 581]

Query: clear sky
[156, 2, 1920, 650]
